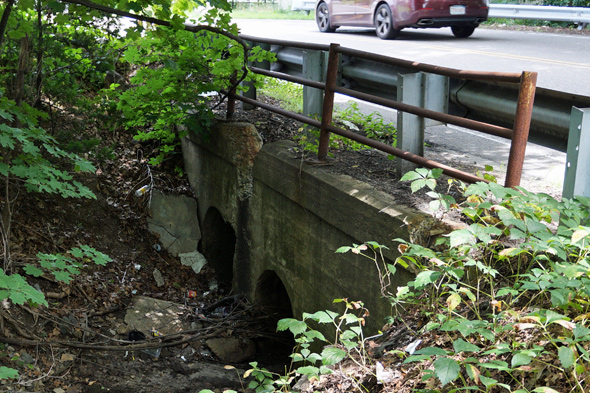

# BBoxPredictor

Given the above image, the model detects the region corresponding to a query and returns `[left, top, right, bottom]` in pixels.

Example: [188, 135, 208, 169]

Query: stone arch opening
[255, 270, 293, 321]
[254, 270, 294, 366]
[199, 207, 235, 291]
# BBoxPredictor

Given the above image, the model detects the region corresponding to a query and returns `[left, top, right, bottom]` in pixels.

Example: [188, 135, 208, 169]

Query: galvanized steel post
[505, 71, 537, 188]
[563, 107, 590, 199]
[318, 43, 340, 160]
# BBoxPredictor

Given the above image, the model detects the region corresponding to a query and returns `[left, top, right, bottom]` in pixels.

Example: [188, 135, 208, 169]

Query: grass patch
[258, 76, 304, 113]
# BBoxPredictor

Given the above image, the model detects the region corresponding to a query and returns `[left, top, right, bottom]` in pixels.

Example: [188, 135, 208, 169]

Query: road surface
[235, 19, 590, 97]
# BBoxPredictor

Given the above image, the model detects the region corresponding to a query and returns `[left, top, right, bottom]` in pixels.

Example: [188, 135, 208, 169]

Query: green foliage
[111, 10, 274, 166]
[0, 97, 96, 198]
[337, 101, 397, 144]
[385, 168, 590, 391]
[24, 246, 112, 284]
[259, 77, 303, 113]
[202, 299, 371, 393]
[0, 268, 47, 307]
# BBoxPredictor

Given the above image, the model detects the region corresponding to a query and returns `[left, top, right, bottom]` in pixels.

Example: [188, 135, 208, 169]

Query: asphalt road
[235, 19, 590, 97]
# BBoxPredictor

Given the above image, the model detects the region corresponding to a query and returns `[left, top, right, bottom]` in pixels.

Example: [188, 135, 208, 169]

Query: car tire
[451, 26, 476, 38]
[374, 4, 399, 40]
[316, 2, 336, 33]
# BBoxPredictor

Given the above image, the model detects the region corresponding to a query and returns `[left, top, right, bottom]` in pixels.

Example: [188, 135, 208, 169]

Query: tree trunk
[0, 0, 16, 50]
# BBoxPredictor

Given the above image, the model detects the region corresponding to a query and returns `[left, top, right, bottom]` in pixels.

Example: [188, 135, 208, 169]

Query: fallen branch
[0, 327, 225, 351]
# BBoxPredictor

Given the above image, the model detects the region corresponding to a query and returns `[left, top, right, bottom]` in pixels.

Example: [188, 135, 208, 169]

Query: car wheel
[451, 26, 476, 38]
[374, 4, 399, 40]
[316, 2, 336, 33]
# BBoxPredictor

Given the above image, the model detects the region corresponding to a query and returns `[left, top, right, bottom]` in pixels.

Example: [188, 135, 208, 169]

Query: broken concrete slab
[179, 251, 207, 274]
[148, 190, 201, 256]
[124, 296, 190, 335]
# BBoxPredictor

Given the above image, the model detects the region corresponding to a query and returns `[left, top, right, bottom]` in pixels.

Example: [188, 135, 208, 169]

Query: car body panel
[317, 0, 488, 32]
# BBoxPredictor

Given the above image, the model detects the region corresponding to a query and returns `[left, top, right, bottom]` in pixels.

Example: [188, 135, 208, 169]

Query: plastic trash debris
[405, 339, 422, 355]
[153, 243, 161, 252]
[135, 185, 151, 197]
[376, 361, 396, 384]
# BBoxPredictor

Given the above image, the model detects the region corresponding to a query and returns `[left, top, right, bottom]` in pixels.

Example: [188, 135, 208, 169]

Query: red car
[315, 0, 489, 39]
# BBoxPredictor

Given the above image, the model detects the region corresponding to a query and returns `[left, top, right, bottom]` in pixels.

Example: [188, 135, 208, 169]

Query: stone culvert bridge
[159, 121, 451, 333]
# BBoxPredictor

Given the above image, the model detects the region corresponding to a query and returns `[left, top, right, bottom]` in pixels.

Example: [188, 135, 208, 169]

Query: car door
[329, 0, 358, 24]
[353, 0, 374, 25]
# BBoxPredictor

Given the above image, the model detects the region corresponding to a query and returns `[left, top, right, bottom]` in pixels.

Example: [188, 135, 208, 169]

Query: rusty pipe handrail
[332, 85, 514, 139]
[228, 92, 487, 184]
[229, 40, 537, 186]
[249, 66, 325, 90]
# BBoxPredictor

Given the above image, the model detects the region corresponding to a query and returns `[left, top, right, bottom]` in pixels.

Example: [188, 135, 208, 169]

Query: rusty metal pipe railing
[319, 43, 340, 159]
[249, 66, 325, 90]
[332, 85, 514, 140]
[229, 92, 487, 184]
[229, 91, 322, 128]
[505, 71, 538, 188]
[229, 39, 537, 187]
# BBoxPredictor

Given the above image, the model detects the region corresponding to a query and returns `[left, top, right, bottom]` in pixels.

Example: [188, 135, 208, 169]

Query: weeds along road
[235, 19, 590, 97]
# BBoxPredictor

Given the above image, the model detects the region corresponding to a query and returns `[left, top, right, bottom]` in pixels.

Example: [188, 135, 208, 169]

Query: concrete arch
[254, 270, 293, 321]
[200, 207, 236, 291]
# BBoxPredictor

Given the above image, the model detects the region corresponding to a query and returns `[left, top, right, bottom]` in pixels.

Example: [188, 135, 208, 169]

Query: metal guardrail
[239, 35, 590, 145]
[229, 38, 538, 187]
[489, 4, 590, 27]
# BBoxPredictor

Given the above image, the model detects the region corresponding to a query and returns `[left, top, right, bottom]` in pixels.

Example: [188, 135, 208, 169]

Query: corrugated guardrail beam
[244, 39, 590, 148]
[489, 4, 590, 25]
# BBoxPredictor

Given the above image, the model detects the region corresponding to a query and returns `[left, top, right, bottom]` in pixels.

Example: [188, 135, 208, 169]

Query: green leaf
[276, 318, 307, 336]
[433, 357, 460, 386]
[414, 347, 448, 356]
[22, 265, 44, 277]
[449, 229, 474, 248]
[400, 171, 422, 182]
[296, 365, 320, 377]
[511, 353, 532, 367]
[453, 339, 481, 353]
[0, 366, 18, 380]
[413, 270, 441, 289]
[558, 346, 575, 369]
[304, 310, 338, 324]
[321, 347, 347, 365]
[479, 375, 498, 388]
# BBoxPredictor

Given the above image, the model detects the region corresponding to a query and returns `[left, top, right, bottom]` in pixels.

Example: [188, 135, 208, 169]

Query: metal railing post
[318, 43, 340, 160]
[397, 72, 425, 176]
[505, 71, 537, 188]
[303, 49, 324, 118]
[563, 107, 590, 199]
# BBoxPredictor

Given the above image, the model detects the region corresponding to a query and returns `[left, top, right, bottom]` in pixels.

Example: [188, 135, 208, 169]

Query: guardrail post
[424, 74, 449, 127]
[563, 107, 590, 199]
[303, 49, 324, 118]
[240, 42, 271, 110]
[505, 71, 537, 188]
[396, 72, 425, 176]
[318, 43, 340, 160]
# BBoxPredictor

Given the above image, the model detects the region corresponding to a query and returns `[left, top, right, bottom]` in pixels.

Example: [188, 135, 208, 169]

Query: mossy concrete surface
[182, 121, 448, 334]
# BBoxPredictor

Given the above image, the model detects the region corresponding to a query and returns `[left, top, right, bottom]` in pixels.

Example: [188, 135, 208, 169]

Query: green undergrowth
[259, 78, 397, 156]
[200, 167, 590, 392]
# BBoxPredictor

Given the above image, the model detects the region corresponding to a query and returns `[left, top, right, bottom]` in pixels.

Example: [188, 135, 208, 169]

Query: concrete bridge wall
[181, 121, 443, 334]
